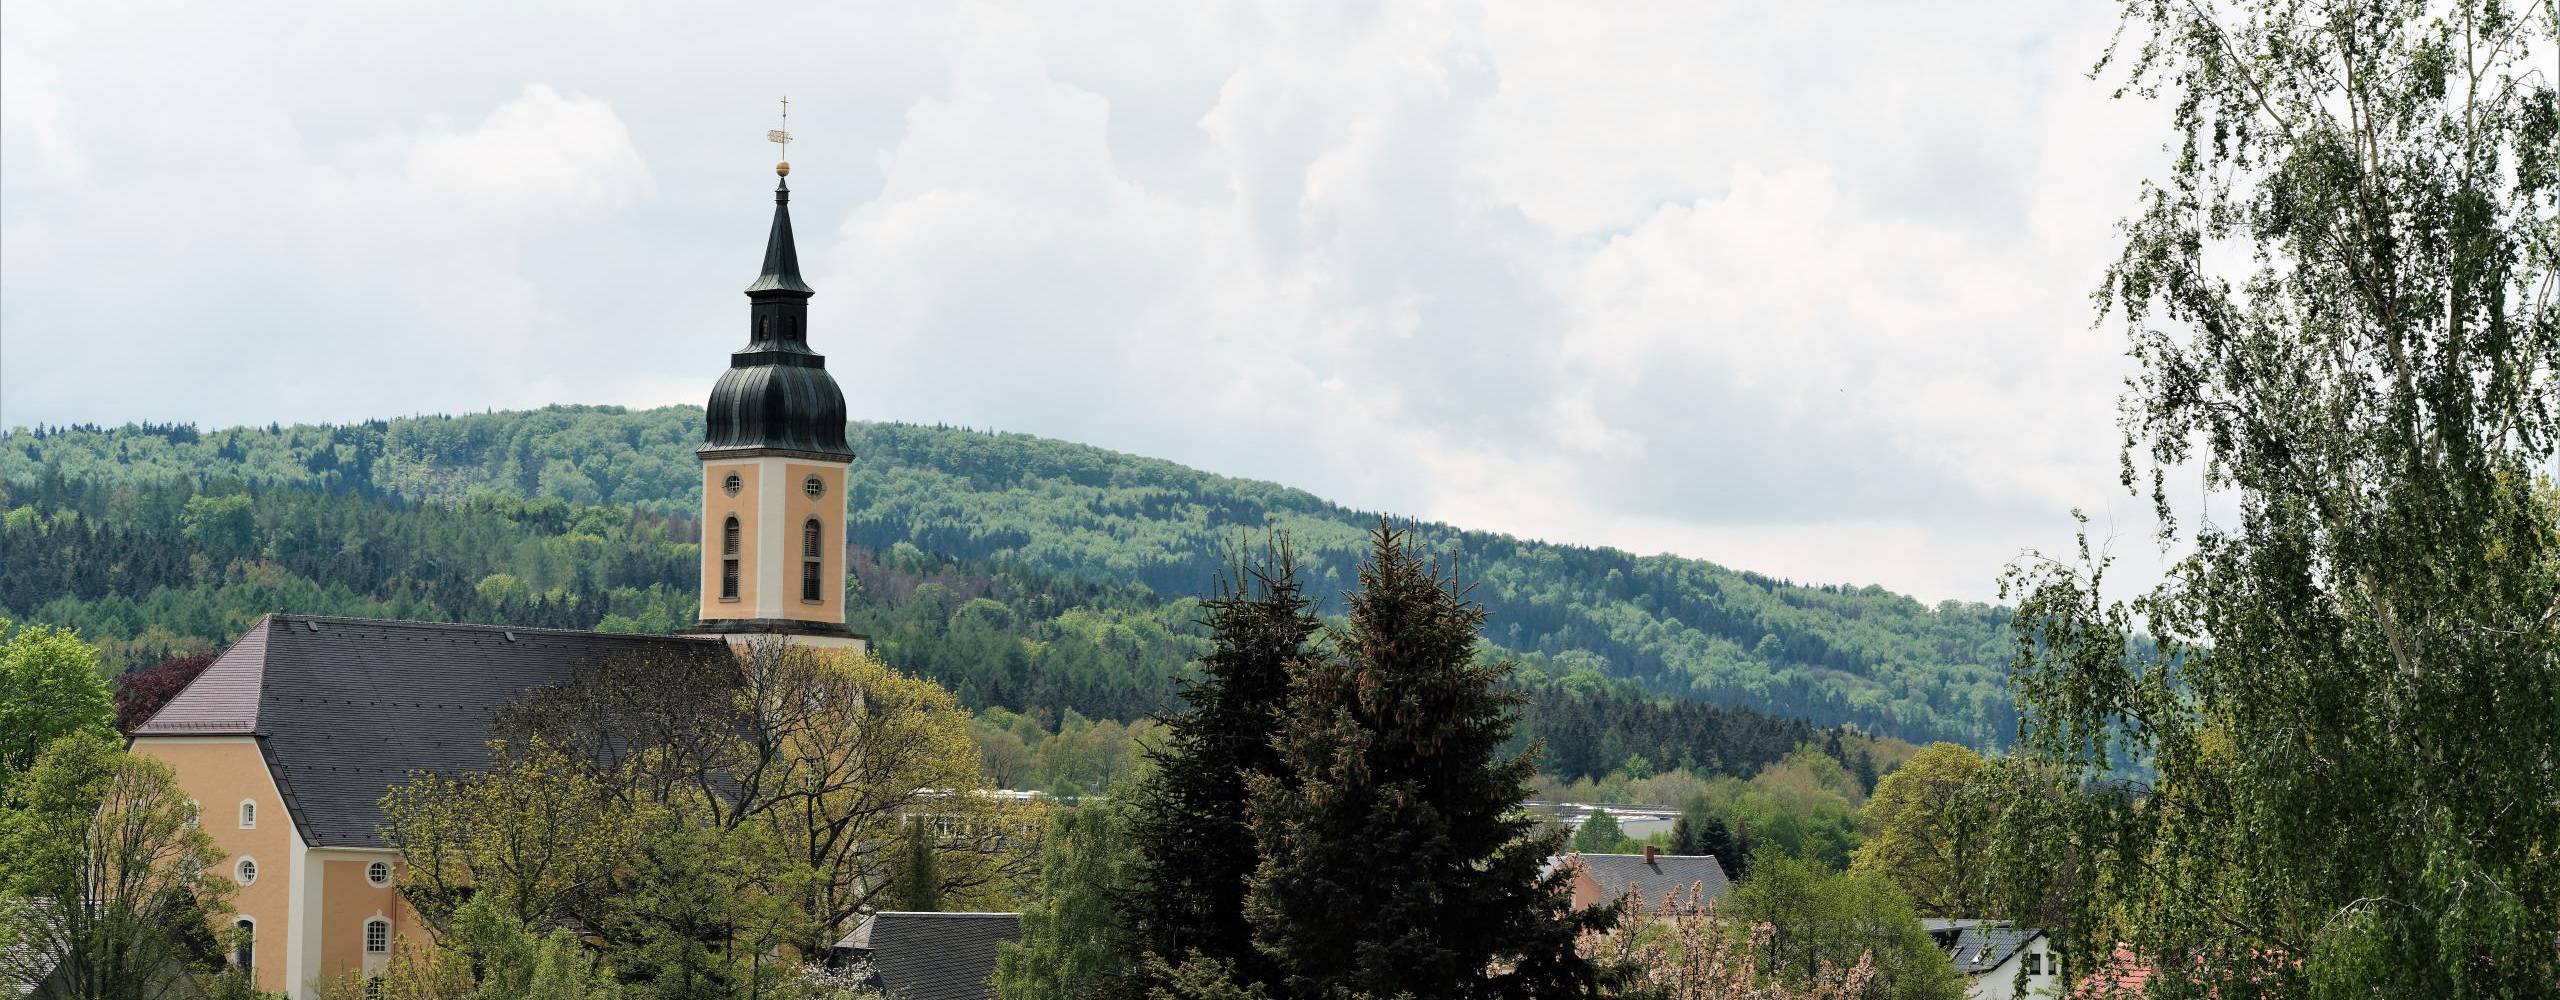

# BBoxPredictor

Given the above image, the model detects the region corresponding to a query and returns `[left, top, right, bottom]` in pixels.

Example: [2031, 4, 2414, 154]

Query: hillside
[0, 405, 2018, 745]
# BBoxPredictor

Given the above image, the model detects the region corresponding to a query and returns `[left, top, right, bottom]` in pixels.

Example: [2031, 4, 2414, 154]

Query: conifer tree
[1245, 522, 1608, 999]
[1123, 543, 1316, 987]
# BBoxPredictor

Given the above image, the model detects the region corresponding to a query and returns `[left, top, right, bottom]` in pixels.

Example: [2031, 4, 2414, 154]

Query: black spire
[700, 168, 853, 461]
[747, 179, 814, 295]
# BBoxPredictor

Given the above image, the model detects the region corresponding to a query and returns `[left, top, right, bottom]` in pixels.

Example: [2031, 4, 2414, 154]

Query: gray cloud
[1, 0, 2177, 602]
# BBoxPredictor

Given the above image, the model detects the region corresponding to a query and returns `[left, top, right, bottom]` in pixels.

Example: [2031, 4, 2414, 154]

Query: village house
[1560, 848, 1732, 914]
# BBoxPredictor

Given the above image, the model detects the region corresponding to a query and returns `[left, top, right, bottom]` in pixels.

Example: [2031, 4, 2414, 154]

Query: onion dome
[701, 173, 854, 461]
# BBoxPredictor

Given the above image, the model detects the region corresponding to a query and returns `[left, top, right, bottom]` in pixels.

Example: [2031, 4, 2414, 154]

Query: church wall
[316, 853, 427, 987]
[700, 460, 764, 619]
[782, 461, 846, 624]
[130, 735, 295, 995]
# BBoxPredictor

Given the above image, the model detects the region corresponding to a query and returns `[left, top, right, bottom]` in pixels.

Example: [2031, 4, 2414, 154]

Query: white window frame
[238, 799, 257, 829]
[367, 861, 392, 887]
[363, 918, 390, 954]
[235, 857, 258, 885]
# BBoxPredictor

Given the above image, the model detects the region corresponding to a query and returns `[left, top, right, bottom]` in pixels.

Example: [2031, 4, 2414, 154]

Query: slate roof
[857, 912, 1021, 1000]
[1572, 852, 1732, 911]
[1928, 921, 2045, 976]
[132, 614, 726, 847]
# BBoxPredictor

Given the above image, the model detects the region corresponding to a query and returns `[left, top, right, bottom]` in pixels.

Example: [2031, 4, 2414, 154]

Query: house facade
[1926, 920, 2062, 999]
[129, 159, 864, 998]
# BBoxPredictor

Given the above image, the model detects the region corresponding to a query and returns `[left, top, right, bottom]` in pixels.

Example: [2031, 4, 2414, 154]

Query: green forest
[0, 407, 2017, 748]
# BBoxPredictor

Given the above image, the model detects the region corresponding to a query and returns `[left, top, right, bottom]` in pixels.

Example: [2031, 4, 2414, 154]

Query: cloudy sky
[2, 0, 2182, 603]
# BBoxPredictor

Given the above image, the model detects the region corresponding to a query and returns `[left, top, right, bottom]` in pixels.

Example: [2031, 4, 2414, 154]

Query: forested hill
[0, 405, 2017, 745]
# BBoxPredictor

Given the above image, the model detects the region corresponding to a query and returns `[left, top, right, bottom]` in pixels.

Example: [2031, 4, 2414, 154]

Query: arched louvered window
[801, 519, 823, 602]
[721, 516, 742, 601]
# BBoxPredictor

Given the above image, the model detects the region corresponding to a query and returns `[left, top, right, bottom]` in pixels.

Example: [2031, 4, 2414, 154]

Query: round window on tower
[803, 475, 825, 499]
[723, 473, 742, 497]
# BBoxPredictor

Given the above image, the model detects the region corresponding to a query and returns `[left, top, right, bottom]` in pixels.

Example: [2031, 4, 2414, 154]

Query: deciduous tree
[0, 620, 114, 785]
[0, 730, 233, 1000]
[1848, 743, 1994, 916]
[1997, 2, 2560, 994]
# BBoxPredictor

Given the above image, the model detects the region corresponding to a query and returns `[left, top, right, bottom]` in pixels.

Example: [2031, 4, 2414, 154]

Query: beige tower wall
[699, 460, 765, 620]
[781, 461, 847, 625]
[698, 455, 848, 627]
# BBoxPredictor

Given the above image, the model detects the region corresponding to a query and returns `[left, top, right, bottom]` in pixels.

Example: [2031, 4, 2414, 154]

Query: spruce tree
[1123, 543, 1317, 986]
[1245, 522, 1608, 999]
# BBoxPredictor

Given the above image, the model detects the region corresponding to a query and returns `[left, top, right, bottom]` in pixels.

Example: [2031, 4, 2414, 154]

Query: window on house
[185, 800, 200, 829]
[235, 858, 258, 886]
[368, 861, 391, 887]
[239, 800, 256, 829]
[2023, 953, 2041, 976]
[365, 919, 390, 954]
[802, 519, 823, 602]
[233, 919, 254, 976]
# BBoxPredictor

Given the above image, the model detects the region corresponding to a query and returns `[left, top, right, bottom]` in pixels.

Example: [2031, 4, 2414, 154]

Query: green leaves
[2002, 2, 2560, 995]
[0, 618, 114, 786]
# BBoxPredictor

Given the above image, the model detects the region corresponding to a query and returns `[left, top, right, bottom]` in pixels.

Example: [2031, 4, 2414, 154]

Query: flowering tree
[1581, 884, 1877, 1000]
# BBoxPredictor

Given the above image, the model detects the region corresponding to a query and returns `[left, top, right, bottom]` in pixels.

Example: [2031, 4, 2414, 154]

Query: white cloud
[407, 85, 654, 214]
[0, 0, 2179, 603]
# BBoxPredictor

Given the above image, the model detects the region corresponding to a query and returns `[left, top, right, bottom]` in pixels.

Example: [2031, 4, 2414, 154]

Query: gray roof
[1572, 852, 1731, 911]
[133, 614, 725, 847]
[1932, 922, 2044, 975]
[859, 912, 1021, 1000]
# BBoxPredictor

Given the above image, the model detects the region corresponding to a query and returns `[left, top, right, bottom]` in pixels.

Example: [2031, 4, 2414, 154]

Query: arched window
[721, 516, 742, 601]
[239, 799, 256, 829]
[365, 919, 390, 954]
[236, 858, 258, 885]
[233, 918, 255, 977]
[367, 861, 391, 887]
[801, 519, 823, 602]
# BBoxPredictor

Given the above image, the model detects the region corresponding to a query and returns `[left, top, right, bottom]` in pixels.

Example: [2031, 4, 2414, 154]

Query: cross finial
[768, 96, 793, 176]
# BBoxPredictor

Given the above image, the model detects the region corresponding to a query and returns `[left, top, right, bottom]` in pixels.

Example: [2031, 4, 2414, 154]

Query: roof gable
[133, 618, 272, 734]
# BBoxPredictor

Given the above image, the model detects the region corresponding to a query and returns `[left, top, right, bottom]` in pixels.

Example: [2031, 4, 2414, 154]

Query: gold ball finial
[776, 160, 791, 176]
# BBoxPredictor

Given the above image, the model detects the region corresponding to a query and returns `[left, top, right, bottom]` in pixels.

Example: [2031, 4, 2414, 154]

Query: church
[128, 159, 864, 997]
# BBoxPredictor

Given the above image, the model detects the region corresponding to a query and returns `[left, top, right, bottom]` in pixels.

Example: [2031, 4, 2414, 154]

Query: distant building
[1560, 848, 1732, 913]
[1925, 919, 2062, 999]
[837, 912, 1022, 1000]
[125, 161, 868, 998]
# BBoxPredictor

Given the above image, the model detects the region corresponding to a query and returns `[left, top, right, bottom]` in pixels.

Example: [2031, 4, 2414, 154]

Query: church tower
[692, 155, 864, 649]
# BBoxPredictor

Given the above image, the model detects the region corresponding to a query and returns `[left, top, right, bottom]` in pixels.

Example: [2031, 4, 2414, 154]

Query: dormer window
[239, 800, 256, 829]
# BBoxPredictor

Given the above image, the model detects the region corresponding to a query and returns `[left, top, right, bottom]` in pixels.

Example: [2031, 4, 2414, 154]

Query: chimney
[1643, 845, 1658, 864]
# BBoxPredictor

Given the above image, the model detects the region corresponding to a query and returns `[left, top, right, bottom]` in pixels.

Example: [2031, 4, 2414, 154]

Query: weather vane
[769, 96, 792, 176]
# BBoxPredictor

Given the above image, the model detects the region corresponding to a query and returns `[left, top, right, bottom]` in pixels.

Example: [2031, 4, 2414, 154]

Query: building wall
[698, 456, 848, 626]
[129, 736, 295, 995]
[780, 461, 845, 625]
[315, 853, 431, 988]
[700, 459, 765, 619]
[1967, 940, 2062, 999]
